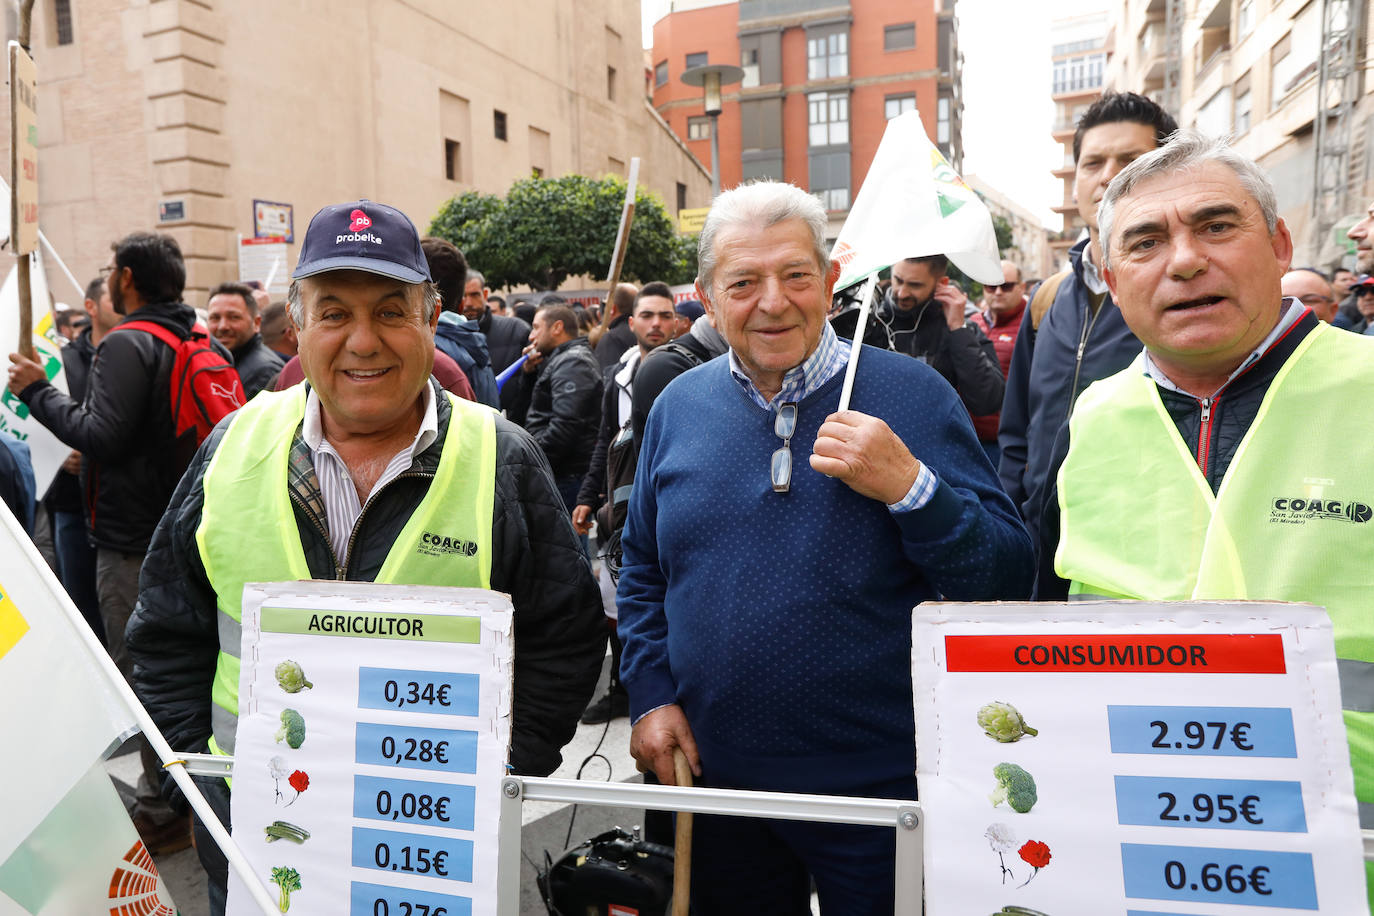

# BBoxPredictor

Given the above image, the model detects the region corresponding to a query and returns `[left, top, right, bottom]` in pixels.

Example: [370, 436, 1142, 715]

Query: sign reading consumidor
[914, 601, 1366, 914]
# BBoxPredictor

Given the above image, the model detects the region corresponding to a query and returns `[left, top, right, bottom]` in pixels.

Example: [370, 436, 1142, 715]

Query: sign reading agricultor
[226, 582, 513, 916]
[913, 602, 1367, 915]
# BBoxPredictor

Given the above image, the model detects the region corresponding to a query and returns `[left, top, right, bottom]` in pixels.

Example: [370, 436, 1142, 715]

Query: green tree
[427, 173, 695, 291]
[992, 214, 1014, 255]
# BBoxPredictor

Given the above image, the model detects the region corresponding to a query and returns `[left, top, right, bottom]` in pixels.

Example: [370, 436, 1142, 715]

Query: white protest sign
[0, 252, 69, 494]
[914, 601, 1367, 915]
[227, 582, 513, 916]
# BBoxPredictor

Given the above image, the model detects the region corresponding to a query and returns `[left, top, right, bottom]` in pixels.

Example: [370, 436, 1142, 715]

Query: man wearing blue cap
[128, 200, 605, 914]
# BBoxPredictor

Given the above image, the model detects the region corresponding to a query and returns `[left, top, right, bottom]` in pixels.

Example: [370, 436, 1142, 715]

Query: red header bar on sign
[944, 634, 1286, 674]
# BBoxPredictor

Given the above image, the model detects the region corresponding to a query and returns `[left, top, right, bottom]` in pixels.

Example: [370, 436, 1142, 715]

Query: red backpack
[114, 320, 245, 445]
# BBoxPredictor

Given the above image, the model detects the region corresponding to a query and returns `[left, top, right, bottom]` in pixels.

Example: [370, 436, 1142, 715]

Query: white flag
[0, 502, 177, 914]
[0, 250, 70, 495]
[831, 110, 1004, 291]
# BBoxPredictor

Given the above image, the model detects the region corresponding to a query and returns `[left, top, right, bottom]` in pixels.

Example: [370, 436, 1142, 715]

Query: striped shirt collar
[728, 323, 851, 410]
[302, 382, 438, 563]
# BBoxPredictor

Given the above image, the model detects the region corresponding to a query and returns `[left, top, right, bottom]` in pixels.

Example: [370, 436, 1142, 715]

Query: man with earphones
[870, 254, 1005, 417]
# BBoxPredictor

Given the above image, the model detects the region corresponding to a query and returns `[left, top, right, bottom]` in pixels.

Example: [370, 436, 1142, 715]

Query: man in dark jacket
[462, 267, 530, 374]
[590, 282, 639, 371]
[126, 199, 604, 916]
[870, 254, 1005, 416]
[7, 231, 213, 853]
[997, 91, 1176, 594]
[207, 281, 284, 400]
[521, 302, 603, 515]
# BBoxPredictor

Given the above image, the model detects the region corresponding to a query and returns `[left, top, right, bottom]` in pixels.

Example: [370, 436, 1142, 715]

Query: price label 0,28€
[912, 602, 1367, 915]
[225, 583, 514, 916]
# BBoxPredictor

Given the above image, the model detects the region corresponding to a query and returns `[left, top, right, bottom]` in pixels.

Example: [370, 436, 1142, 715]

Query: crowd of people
[4, 89, 1374, 913]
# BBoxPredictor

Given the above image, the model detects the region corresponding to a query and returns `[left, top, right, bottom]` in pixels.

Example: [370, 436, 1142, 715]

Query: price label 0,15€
[912, 604, 1367, 916]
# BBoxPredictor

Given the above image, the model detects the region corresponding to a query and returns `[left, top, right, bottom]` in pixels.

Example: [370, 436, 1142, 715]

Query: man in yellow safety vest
[1053, 130, 1374, 901]
[127, 199, 605, 915]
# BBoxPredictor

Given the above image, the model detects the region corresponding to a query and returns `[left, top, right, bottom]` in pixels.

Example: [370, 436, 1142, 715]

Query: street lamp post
[681, 63, 744, 198]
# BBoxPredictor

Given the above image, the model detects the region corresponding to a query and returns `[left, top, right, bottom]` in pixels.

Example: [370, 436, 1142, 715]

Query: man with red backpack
[6, 230, 240, 854]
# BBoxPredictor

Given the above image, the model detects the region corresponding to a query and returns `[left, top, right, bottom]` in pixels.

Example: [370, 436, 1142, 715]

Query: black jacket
[127, 380, 606, 777]
[523, 337, 603, 480]
[998, 238, 1141, 555]
[576, 350, 639, 513]
[41, 330, 97, 515]
[230, 334, 285, 401]
[871, 293, 1005, 415]
[630, 321, 729, 451]
[19, 301, 220, 554]
[1036, 307, 1320, 600]
[478, 308, 532, 375]
[593, 315, 636, 372]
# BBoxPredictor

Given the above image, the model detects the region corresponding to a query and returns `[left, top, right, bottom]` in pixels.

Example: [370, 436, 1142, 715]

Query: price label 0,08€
[354, 774, 476, 831]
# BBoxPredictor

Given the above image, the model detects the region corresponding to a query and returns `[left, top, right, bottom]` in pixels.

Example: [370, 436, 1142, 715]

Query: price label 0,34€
[913, 602, 1367, 915]
[226, 583, 514, 916]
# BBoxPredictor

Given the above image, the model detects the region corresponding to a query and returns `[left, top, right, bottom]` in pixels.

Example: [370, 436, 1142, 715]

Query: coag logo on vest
[418, 531, 479, 557]
[336, 209, 383, 245]
[1269, 496, 1372, 525]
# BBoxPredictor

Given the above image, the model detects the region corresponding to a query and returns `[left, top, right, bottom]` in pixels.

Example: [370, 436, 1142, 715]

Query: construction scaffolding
[1312, 0, 1365, 263]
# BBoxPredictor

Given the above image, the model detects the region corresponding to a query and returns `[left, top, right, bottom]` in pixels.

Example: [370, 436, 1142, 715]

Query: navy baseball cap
[674, 299, 705, 322]
[292, 199, 431, 283]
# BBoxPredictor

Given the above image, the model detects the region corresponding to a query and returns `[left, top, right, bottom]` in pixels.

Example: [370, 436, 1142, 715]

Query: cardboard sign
[914, 601, 1367, 914]
[227, 582, 512, 916]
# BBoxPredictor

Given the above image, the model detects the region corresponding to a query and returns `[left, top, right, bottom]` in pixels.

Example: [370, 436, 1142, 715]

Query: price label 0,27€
[225, 583, 514, 916]
[913, 602, 1367, 915]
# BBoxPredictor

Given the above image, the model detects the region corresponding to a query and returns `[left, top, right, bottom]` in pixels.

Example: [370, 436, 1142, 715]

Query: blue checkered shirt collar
[728, 324, 851, 410]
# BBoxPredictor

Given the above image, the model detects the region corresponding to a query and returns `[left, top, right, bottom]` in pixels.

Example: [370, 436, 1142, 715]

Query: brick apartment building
[650, 0, 962, 237]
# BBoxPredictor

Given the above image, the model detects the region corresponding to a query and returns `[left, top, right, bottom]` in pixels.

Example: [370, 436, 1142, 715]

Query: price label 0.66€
[913, 603, 1367, 915]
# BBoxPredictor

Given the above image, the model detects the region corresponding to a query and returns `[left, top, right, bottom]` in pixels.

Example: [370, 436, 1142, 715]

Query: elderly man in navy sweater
[617, 181, 1033, 914]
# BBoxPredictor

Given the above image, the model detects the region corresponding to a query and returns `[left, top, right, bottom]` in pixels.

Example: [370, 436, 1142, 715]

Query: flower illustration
[286, 769, 309, 806]
[1017, 839, 1051, 887]
[268, 756, 289, 804]
[985, 823, 1017, 883]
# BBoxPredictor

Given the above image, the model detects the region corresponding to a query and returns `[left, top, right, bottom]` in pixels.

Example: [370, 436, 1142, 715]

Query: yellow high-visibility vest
[1057, 323, 1374, 837]
[196, 385, 495, 759]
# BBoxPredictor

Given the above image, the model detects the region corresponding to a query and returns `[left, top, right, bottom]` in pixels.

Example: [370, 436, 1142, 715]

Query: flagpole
[836, 274, 879, 412]
[0, 505, 281, 916]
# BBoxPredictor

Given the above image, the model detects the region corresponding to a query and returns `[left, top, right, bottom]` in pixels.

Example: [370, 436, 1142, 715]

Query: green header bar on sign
[261, 607, 480, 644]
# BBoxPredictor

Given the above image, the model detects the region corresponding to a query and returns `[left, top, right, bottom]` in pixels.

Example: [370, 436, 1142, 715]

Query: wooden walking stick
[12, 0, 38, 361]
[672, 747, 693, 916]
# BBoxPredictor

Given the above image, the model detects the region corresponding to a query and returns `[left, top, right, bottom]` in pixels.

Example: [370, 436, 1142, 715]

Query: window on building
[1237, 0, 1255, 39]
[885, 94, 916, 120]
[685, 51, 708, 69]
[1271, 5, 1320, 106]
[532, 166, 544, 178]
[741, 47, 760, 88]
[607, 66, 617, 101]
[53, 0, 73, 45]
[687, 116, 711, 140]
[1195, 88, 1231, 135]
[937, 96, 951, 145]
[1052, 52, 1105, 94]
[445, 140, 461, 181]
[494, 110, 507, 141]
[677, 182, 687, 212]
[884, 22, 915, 52]
[810, 149, 850, 211]
[808, 91, 849, 146]
[1234, 72, 1252, 133]
[654, 60, 668, 87]
[807, 27, 848, 80]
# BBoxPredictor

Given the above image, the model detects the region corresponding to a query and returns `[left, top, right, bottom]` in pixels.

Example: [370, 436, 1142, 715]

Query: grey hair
[696, 181, 830, 303]
[1098, 129, 1279, 271]
[466, 268, 485, 289]
[287, 277, 440, 326]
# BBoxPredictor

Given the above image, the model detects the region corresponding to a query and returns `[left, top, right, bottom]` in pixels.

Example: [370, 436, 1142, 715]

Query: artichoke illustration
[977, 701, 1038, 742]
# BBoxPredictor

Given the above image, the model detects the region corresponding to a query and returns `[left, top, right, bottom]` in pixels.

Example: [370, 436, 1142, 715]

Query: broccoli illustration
[989, 762, 1037, 813]
[269, 865, 301, 912]
[977, 701, 1038, 742]
[275, 709, 306, 749]
[274, 660, 313, 694]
